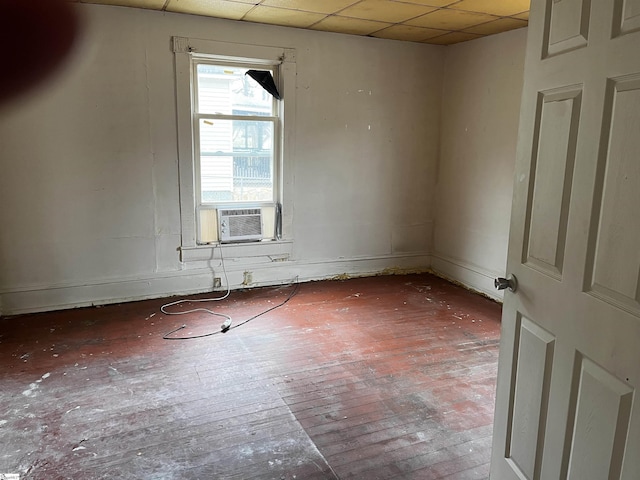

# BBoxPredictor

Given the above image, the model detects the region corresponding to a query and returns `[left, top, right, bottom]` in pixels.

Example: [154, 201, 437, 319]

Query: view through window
[194, 63, 278, 204]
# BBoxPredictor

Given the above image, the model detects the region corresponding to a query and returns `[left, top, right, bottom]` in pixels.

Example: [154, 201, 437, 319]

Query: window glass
[196, 64, 274, 116]
[195, 62, 277, 205]
[199, 119, 274, 203]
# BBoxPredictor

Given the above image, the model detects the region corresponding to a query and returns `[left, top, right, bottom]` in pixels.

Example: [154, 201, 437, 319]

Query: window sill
[180, 239, 293, 263]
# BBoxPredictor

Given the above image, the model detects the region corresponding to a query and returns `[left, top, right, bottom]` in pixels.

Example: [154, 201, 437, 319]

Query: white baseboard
[0, 253, 432, 316]
[430, 254, 503, 302]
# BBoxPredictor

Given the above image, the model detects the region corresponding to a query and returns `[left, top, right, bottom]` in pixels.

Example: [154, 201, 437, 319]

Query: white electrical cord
[160, 243, 301, 340]
[160, 243, 231, 321]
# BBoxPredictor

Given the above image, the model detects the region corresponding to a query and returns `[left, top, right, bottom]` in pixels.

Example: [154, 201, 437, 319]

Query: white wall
[432, 28, 527, 300]
[0, 4, 443, 315]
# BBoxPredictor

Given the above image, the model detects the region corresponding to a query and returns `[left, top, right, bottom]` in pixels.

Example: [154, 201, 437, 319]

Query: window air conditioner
[217, 208, 263, 243]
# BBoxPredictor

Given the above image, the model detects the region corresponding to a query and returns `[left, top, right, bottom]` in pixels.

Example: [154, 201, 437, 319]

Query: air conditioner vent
[217, 208, 263, 243]
[219, 208, 261, 217]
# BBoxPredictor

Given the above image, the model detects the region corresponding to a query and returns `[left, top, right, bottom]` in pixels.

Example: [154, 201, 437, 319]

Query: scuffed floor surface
[0, 273, 502, 479]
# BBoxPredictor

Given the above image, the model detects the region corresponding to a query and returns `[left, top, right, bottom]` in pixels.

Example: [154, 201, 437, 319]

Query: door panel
[545, 0, 591, 56]
[613, 0, 640, 36]
[523, 87, 581, 279]
[586, 75, 640, 314]
[491, 1, 640, 479]
[563, 355, 633, 480]
[506, 315, 555, 480]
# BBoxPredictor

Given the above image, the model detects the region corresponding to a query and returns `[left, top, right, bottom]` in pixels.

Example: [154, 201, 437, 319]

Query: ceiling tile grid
[76, 0, 530, 45]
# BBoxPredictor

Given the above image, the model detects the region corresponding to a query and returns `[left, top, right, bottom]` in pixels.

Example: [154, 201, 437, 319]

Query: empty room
[1, 0, 639, 479]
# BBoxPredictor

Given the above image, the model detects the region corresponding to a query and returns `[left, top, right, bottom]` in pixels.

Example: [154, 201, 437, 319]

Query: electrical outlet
[214, 277, 222, 288]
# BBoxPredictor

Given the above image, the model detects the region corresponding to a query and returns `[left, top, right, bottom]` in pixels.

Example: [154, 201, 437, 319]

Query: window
[194, 62, 278, 204]
[173, 37, 296, 257]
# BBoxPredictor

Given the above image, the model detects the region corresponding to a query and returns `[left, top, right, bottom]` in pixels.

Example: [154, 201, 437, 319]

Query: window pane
[196, 64, 274, 116]
[199, 119, 274, 203]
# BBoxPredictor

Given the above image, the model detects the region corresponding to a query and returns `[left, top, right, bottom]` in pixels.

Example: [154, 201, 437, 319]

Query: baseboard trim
[0, 253, 432, 316]
[430, 254, 503, 302]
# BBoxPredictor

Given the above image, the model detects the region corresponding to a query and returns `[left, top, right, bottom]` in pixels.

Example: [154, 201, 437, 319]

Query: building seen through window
[195, 63, 277, 204]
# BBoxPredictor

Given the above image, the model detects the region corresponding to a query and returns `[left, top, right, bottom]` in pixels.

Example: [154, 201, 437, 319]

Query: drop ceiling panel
[338, 0, 438, 23]
[400, 0, 460, 6]
[372, 24, 448, 41]
[426, 31, 483, 44]
[407, 8, 498, 30]
[450, 0, 529, 16]
[463, 16, 528, 35]
[165, 0, 253, 19]
[512, 11, 529, 20]
[243, 5, 326, 28]
[79, 0, 166, 9]
[260, 0, 360, 15]
[310, 15, 391, 35]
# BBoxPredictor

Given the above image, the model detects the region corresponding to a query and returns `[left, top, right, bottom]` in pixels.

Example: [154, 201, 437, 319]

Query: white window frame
[173, 37, 296, 261]
[194, 60, 278, 207]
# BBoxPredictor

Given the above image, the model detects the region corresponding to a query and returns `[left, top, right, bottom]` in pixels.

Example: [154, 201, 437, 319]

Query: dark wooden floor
[0, 273, 502, 480]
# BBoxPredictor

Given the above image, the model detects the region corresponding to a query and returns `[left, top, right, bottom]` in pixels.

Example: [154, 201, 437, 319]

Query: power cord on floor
[162, 281, 299, 340]
[160, 243, 299, 340]
[160, 242, 231, 320]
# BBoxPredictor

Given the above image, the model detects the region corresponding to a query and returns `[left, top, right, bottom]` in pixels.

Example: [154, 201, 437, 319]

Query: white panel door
[491, 1, 640, 479]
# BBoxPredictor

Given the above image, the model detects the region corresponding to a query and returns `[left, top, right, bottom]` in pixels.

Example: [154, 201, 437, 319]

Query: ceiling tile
[371, 24, 448, 41]
[339, 0, 438, 24]
[397, 0, 459, 6]
[406, 8, 497, 30]
[243, 5, 327, 27]
[166, 0, 254, 19]
[310, 15, 391, 35]
[260, 0, 361, 15]
[80, 0, 166, 8]
[463, 17, 527, 35]
[423, 30, 483, 44]
[512, 11, 529, 20]
[450, 0, 530, 17]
